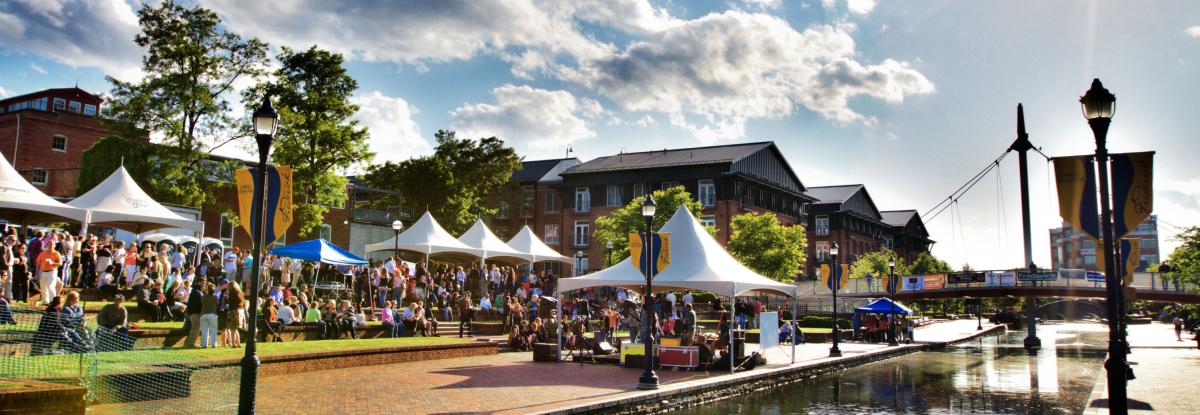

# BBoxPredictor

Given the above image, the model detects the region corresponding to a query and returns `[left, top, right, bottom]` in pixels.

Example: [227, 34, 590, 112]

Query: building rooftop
[513, 158, 578, 183]
[561, 142, 773, 174]
[880, 210, 920, 227]
[804, 184, 864, 205]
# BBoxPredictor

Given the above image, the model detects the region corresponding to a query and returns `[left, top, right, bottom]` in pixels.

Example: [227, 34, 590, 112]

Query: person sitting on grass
[31, 296, 63, 355]
[96, 294, 131, 350]
[380, 300, 402, 338]
[411, 301, 429, 336]
[337, 299, 357, 339]
[260, 296, 283, 342]
[321, 299, 340, 339]
[171, 279, 191, 319]
[138, 279, 168, 322]
[303, 296, 323, 332]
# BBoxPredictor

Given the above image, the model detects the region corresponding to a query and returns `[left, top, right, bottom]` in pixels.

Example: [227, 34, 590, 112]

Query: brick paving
[89, 320, 996, 415]
[1086, 322, 1200, 415]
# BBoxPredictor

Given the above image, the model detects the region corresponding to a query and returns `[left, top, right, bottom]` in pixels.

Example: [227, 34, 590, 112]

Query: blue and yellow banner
[235, 165, 294, 245]
[629, 232, 671, 277]
[885, 272, 900, 295]
[1110, 152, 1154, 239]
[821, 263, 850, 292]
[1053, 155, 1100, 239]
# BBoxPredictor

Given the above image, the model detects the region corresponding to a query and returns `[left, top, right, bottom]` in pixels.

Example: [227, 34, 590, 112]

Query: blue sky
[2, 0, 1198, 270]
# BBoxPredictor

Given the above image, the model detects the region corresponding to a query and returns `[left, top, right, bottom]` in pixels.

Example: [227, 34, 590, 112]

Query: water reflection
[681, 323, 1107, 414]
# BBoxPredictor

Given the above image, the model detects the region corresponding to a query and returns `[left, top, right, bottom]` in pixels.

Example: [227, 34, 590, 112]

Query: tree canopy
[249, 46, 373, 237]
[363, 130, 521, 235]
[1163, 227, 1200, 288]
[907, 252, 953, 274]
[848, 248, 910, 280]
[727, 211, 807, 282]
[593, 186, 709, 262]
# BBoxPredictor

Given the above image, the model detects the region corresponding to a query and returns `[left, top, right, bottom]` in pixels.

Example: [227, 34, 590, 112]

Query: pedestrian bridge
[801, 271, 1200, 304]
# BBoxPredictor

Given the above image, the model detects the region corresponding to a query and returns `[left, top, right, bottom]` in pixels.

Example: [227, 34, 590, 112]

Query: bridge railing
[798, 271, 1198, 296]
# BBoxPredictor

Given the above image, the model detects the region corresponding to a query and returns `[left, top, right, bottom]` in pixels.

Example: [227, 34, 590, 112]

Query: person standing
[36, 244, 64, 306]
[79, 236, 96, 288]
[223, 248, 238, 282]
[199, 283, 219, 348]
[1175, 316, 1185, 342]
[184, 277, 205, 347]
[0, 236, 12, 300]
[11, 244, 29, 302]
[458, 291, 474, 338]
[681, 303, 698, 346]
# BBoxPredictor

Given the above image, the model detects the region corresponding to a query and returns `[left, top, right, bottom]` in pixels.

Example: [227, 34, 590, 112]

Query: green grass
[0, 380, 30, 390]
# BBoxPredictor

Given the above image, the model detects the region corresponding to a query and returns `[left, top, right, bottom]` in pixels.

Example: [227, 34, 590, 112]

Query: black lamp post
[1081, 78, 1129, 414]
[887, 257, 898, 346]
[829, 242, 842, 357]
[637, 195, 659, 390]
[239, 95, 278, 415]
[392, 220, 404, 257]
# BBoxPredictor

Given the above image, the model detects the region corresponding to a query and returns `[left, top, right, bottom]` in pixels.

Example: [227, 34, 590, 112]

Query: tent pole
[194, 223, 205, 267]
[730, 285, 735, 374]
[792, 287, 798, 364]
[556, 287, 563, 362]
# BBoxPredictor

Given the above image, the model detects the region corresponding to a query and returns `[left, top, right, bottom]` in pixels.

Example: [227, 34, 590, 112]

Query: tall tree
[102, 0, 267, 208]
[848, 249, 910, 280]
[1164, 227, 1200, 287]
[907, 252, 953, 274]
[364, 130, 521, 235]
[593, 186, 709, 262]
[248, 46, 372, 237]
[726, 212, 807, 282]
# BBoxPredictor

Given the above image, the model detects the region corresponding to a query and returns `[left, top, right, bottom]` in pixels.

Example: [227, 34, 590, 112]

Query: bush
[798, 315, 852, 329]
[691, 292, 719, 305]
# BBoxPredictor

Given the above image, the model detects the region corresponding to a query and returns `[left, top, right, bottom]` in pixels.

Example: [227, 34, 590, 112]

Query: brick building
[1049, 215, 1160, 271]
[554, 142, 814, 273]
[803, 184, 888, 276]
[0, 87, 147, 197]
[879, 209, 934, 265]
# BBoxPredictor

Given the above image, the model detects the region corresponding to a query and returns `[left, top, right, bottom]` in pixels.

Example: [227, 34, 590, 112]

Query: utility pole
[1010, 104, 1041, 350]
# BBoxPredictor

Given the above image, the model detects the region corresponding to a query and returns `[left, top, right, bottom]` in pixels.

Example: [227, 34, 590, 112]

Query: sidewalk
[1086, 322, 1200, 414]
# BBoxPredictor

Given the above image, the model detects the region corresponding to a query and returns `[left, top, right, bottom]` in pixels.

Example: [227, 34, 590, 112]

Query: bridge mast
[1010, 104, 1041, 350]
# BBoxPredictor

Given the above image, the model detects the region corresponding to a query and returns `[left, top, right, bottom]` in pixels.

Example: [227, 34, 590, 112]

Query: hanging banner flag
[1018, 270, 1057, 282]
[886, 273, 901, 295]
[1110, 152, 1154, 238]
[948, 272, 985, 284]
[1053, 155, 1101, 239]
[986, 271, 1016, 287]
[923, 274, 946, 289]
[235, 165, 294, 245]
[1058, 269, 1086, 280]
[902, 275, 924, 291]
[629, 232, 671, 277]
[820, 263, 850, 292]
[1086, 271, 1105, 283]
[1097, 238, 1141, 286]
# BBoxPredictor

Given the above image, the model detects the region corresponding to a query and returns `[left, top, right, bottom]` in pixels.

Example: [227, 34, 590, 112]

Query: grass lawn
[0, 380, 30, 389]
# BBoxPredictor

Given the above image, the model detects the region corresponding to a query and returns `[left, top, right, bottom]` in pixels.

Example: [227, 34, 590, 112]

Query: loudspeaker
[533, 343, 558, 362]
[593, 341, 614, 355]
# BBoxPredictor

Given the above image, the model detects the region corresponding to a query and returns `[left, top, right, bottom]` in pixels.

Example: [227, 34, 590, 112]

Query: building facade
[880, 209, 935, 266]
[803, 185, 888, 276]
[554, 142, 813, 273]
[1049, 215, 1160, 271]
[0, 87, 148, 197]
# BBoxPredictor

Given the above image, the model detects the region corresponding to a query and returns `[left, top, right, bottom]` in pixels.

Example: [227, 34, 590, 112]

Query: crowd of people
[850, 312, 913, 343]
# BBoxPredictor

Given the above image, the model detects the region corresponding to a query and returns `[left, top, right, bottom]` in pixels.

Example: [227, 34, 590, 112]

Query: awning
[270, 239, 369, 266]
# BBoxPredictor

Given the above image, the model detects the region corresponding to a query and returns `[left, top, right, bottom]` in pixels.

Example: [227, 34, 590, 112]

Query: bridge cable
[922, 149, 1010, 223]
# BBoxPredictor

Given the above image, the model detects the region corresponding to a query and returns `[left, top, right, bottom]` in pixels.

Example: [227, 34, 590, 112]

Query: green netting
[0, 305, 241, 413]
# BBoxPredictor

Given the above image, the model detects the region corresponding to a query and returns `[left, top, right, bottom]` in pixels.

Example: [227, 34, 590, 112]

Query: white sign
[759, 311, 779, 349]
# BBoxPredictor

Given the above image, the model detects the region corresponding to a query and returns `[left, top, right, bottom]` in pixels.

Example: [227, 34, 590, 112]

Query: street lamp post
[606, 240, 614, 267]
[1081, 78, 1128, 414]
[574, 251, 584, 277]
[385, 220, 403, 313]
[637, 196, 659, 390]
[239, 96, 279, 415]
[829, 242, 842, 357]
[976, 299, 983, 331]
[887, 257, 898, 346]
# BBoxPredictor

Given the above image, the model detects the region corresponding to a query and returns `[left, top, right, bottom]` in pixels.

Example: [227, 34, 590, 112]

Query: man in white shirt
[682, 290, 694, 306]
[384, 257, 397, 278]
[665, 291, 677, 308]
[277, 301, 296, 325]
[223, 249, 238, 280]
[171, 248, 186, 273]
[479, 293, 493, 320]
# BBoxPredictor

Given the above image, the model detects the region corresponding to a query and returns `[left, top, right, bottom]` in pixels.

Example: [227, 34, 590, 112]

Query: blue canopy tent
[854, 298, 913, 315]
[269, 239, 368, 266]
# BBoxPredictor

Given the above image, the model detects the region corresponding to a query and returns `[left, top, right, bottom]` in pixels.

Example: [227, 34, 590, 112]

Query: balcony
[352, 207, 396, 225]
[815, 227, 830, 236]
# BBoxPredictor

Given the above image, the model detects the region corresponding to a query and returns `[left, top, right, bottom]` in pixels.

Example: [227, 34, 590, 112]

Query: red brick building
[0, 87, 147, 197]
[803, 184, 933, 276]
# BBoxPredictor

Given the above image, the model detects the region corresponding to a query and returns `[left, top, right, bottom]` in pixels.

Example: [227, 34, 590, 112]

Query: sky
[1, 0, 1198, 270]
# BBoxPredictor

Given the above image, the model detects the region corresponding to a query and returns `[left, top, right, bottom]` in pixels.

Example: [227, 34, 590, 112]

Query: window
[219, 213, 235, 248]
[544, 224, 560, 245]
[83, 104, 96, 116]
[632, 183, 645, 198]
[574, 221, 590, 246]
[68, 100, 81, 113]
[575, 253, 589, 273]
[51, 135, 67, 152]
[698, 180, 715, 207]
[319, 224, 332, 241]
[31, 169, 48, 185]
[1081, 239, 1095, 250]
[272, 234, 286, 249]
[521, 186, 534, 218]
[815, 215, 830, 236]
[1139, 239, 1156, 249]
[53, 98, 66, 111]
[815, 241, 830, 262]
[544, 191, 561, 213]
[497, 201, 509, 219]
[606, 185, 622, 206]
[700, 215, 716, 228]
[1140, 255, 1157, 265]
[1084, 255, 1096, 265]
[574, 187, 590, 213]
[661, 181, 679, 190]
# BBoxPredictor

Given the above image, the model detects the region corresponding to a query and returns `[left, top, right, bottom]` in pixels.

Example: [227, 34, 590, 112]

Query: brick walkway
[90, 320, 996, 414]
[1086, 322, 1200, 414]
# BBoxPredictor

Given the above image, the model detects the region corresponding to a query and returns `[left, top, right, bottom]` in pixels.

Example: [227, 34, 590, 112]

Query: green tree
[248, 46, 373, 237]
[726, 212, 807, 282]
[907, 252, 953, 274]
[593, 186, 709, 262]
[364, 130, 521, 235]
[848, 249, 910, 280]
[1164, 227, 1200, 288]
[102, 0, 267, 208]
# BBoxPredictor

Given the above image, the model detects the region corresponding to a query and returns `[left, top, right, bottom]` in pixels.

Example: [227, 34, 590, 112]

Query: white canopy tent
[506, 225, 572, 264]
[364, 211, 482, 264]
[0, 153, 88, 224]
[458, 218, 528, 264]
[67, 166, 205, 234]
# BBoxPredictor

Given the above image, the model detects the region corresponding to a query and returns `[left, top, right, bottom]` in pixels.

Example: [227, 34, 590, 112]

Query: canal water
[681, 323, 1108, 414]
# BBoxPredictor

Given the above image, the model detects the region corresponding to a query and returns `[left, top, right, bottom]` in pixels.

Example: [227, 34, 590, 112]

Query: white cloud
[450, 84, 597, 150]
[846, 0, 877, 15]
[558, 11, 934, 141]
[0, 0, 143, 80]
[634, 115, 657, 127]
[351, 91, 431, 164]
[28, 62, 46, 75]
[742, 0, 782, 9]
[0, 85, 11, 98]
[1188, 26, 1200, 38]
[563, 0, 681, 33]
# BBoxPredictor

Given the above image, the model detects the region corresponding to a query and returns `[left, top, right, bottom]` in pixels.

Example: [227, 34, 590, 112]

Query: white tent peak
[558, 204, 795, 297]
[0, 153, 87, 223]
[364, 211, 481, 257]
[67, 166, 203, 232]
[506, 225, 571, 264]
[458, 218, 526, 261]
